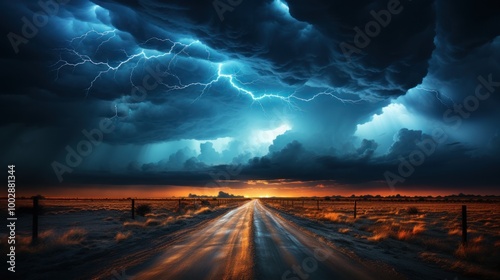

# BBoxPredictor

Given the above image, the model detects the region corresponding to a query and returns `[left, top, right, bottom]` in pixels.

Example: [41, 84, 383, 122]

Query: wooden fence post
[317, 200, 319, 211]
[354, 200, 357, 219]
[32, 197, 39, 243]
[131, 199, 135, 219]
[462, 205, 467, 246]
[178, 199, 181, 209]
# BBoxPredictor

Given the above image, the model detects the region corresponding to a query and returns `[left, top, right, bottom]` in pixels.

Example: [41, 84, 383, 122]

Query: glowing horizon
[16, 184, 500, 199]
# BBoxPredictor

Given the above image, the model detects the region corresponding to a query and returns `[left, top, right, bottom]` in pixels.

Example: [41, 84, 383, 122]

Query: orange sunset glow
[18, 183, 500, 199]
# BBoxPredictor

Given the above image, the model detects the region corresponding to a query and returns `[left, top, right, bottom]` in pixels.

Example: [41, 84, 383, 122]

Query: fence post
[302, 200, 304, 207]
[131, 199, 135, 219]
[178, 199, 181, 209]
[292, 200, 294, 207]
[32, 197, 39, 243]
[354, 200, 357, 219]
[462, 205, 467, 246]
[317, 200, 319, 211]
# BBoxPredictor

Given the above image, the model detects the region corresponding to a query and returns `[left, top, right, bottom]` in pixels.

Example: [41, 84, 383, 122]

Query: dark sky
[1, 0, 499, 195]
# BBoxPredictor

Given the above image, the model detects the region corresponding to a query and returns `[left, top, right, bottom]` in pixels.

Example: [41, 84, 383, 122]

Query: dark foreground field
[1, 198, 498, 279]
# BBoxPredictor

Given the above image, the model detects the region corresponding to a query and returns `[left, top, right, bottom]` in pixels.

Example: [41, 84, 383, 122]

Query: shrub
[200, 200, 211, 206]
[136, 204, 152, 216]
[406, 206, 419, 215]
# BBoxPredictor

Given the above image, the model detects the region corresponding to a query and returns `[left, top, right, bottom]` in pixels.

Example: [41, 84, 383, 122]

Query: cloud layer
[1, 0, 499, 193]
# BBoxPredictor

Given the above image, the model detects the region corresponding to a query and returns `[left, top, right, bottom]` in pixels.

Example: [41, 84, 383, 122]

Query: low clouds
[357, 139, 378, 158]
[387, 128, 431, 158]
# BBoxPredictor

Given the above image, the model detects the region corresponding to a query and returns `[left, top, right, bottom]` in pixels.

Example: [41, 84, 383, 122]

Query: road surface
[130, 200, 400, 280]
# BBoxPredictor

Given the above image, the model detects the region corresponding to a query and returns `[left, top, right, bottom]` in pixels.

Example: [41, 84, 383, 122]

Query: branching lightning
[53, 29, 202, 96]
[107, 104, 119, 121]
[416, 86, 455, 108]
[53, 28, 365, 109]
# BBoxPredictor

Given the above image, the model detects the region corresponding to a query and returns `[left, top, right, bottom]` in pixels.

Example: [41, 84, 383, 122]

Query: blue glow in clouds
[355, 103, 423, 153]
[2, 0, 499, 193]
[55, 25, 364, 107]
[275, 0, 290, 13]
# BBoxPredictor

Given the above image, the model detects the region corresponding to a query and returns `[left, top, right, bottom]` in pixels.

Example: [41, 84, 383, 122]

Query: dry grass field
[262, 198, 500, 279]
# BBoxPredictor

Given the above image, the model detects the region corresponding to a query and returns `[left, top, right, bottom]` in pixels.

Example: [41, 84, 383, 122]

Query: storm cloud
[1, 0, 499, 194]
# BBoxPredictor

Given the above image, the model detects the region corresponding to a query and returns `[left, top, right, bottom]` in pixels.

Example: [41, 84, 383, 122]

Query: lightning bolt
[184, 63, 365, 109]
[107, 104, 119, 121]
[415, 86, 455, 108]
[53, 29, 201, 96]
[53, 28, 369, 112]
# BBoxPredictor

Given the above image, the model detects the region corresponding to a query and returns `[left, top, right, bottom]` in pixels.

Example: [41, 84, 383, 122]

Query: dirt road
[130, 200, 399, 280]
